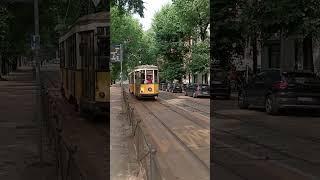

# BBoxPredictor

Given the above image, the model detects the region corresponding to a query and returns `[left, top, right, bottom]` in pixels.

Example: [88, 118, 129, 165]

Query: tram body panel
[75, 70, 82, 105]
[139, 83, 159, 96]
[95, 71, 109, 102]
[58, 12, 110, 117]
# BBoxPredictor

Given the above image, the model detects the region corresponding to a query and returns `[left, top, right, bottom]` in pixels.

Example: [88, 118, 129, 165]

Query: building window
[268, 44, 280, 68]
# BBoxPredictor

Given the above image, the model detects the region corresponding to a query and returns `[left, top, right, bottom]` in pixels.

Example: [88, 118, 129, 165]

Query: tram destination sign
[111, 44, 121, 63]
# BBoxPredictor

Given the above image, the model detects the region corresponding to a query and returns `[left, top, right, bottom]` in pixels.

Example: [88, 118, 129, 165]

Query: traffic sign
[31, 35, 40, 50]
[111, 44, 121, 63]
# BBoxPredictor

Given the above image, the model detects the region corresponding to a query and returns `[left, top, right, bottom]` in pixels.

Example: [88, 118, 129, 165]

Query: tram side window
[154, 70, 158, 83]
[140, 70, 145, 84]
[59, 42, 65, 68]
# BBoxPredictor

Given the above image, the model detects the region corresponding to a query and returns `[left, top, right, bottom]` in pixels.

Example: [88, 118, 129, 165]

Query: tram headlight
[99, 92, 105, 98]
[148, 87, 152, 92]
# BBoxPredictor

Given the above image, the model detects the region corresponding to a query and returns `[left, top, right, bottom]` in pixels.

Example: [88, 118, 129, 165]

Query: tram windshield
[135, 68, 158, 84]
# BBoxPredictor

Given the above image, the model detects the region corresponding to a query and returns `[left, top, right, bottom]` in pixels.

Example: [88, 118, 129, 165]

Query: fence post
[150, 147, 157, 180]
[55, 115, 63, 180]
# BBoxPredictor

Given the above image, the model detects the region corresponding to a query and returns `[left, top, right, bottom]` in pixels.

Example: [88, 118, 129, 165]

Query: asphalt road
[212, 95, 320, 180]
[159, 91, 320, 179]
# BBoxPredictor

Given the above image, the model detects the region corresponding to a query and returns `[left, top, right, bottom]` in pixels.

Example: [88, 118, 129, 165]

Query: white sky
[133, 0, 172, 31]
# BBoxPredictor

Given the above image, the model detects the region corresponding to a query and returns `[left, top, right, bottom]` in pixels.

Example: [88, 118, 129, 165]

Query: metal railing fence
[121, 87, 162, 180]
[43, 89, 88, 180]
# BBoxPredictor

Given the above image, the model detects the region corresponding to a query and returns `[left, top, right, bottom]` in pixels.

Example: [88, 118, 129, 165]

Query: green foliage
[161, 61, 185, 82]
[111, 0, 144, 17]
[188, 40, 209, 74]
[152, 4, 189, 81]
[173, 0, 209, 41]
[211, 0, 244, 68]
[111, 6, 146, 80]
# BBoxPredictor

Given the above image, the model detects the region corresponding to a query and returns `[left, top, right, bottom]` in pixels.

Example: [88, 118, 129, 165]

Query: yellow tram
[129, 65, 159, 99]
[59, 11, 110, 117]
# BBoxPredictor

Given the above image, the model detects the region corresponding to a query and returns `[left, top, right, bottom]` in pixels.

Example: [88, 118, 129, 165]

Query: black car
[182, 83, 187, 91]
[238, 69, 320, 115]
[171, 83, 183, 93]
[211, 69, 231, 99]
[185, 84, 210, 98]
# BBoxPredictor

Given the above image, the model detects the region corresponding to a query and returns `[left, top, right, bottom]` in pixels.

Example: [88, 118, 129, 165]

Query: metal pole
[34, 0, 43, 167]
[120, 44, 123, 86]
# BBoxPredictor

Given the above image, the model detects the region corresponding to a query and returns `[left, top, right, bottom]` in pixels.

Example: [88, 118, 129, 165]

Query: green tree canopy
[111, 6, 145, 81]
[188, 40, 210, 74]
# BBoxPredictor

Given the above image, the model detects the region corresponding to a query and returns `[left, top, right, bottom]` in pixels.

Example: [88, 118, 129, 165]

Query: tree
[152, 4, 190, 82]
[188, 40, 210, 75]
[239, 0, 320, 72]
[111, 0, 144, 17]
[111, 7, 145, 81]
[0, 5, 12, 79]
[211, 0, 244, 69]
[173, 0, 209, 41]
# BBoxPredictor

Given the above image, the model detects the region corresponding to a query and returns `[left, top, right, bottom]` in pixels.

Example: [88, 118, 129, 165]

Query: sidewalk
[110, 86, 140, 180]
[0, 66, 56, 180]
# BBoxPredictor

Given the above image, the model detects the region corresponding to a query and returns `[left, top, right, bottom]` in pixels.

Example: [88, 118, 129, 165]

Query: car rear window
[283, 72, 320, 83]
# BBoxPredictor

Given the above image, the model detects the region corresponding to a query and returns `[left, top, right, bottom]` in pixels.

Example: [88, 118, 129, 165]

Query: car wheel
[238, 91, 249, 109]
[265, 94, 279, 115]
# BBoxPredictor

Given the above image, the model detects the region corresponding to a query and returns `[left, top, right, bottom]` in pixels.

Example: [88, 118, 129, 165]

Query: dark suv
[211, 68, 231, 99]
[238, 69, 320, 115]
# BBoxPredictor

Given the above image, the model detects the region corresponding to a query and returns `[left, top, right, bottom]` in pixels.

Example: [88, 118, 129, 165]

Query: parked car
[166, 83, 173, 92]
[182, 83, 187, 91]
[160, 83, 167, 91]
[185, 83, 210, 98]
[171, 83, 183, 93]
[211, 68, 231, 99]
[238, 69, 320, 115]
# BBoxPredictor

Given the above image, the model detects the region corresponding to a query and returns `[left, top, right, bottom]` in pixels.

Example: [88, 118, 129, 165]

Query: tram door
[134, 71, 140, 96]
[80, 31, 95, 101]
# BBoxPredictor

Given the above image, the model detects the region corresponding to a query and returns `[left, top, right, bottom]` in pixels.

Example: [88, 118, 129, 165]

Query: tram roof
[130, 65, 158, 72]
[59, 11, 110, 43]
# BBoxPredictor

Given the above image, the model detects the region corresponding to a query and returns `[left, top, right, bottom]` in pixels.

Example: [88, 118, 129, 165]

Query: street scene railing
[43, 88, 88, 180]
[121, 86, 162, 180]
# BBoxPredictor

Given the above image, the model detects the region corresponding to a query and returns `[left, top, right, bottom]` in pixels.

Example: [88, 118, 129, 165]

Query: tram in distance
[59, 11, 110, 117]
[128, 65, 159, 99]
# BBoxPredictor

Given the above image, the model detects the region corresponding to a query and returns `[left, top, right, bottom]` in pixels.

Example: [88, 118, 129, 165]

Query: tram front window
[146, 75, 153, 84]
[146, 70, 153, 84]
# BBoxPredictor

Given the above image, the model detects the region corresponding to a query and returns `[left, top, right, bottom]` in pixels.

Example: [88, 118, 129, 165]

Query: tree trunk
[252, 33, 258, 74]
[303, 36, 314, 72]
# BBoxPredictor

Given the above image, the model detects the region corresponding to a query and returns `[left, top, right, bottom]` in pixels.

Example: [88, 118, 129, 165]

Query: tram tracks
[159, 92, 320, 178]
[137, 99, 210, 170]
[162, 92, 320, 164]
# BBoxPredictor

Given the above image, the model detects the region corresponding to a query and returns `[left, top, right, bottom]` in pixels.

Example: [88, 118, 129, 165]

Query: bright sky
[133, 0, 172, 31]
